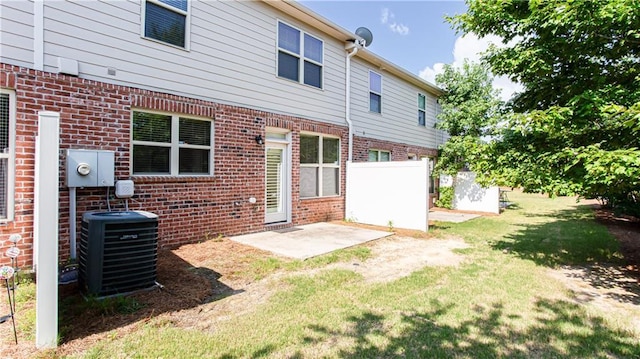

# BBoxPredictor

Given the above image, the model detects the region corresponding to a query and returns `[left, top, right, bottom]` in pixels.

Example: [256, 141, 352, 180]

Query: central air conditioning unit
[78, 210, 159, 297]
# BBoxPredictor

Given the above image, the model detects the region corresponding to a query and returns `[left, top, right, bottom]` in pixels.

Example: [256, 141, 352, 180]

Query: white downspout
[345, 42, 358, 161]
[345, 42, 359, 221]
[34, 0, 45, 71]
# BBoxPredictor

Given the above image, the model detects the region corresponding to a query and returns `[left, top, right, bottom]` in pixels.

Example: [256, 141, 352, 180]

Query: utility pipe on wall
[69, 187, 77, 260]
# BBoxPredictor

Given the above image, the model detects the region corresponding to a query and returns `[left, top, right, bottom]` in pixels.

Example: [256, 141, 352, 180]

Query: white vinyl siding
[17, 1, 345, 126]
[132, 110, 213, 176]
[350, 58, 442, 149]
[0, 0, 35, 68]
[0, 90, 15, 222]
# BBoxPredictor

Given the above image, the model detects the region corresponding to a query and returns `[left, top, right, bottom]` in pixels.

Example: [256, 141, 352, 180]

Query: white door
[265, 142, 288, 223]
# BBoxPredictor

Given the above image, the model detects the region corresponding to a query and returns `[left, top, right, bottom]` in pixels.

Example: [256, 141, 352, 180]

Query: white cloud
[419, 33, 522, 101]
[390, 23, 410, 35]
[381, 8, 410, 36]
[381, 8, 390, 24]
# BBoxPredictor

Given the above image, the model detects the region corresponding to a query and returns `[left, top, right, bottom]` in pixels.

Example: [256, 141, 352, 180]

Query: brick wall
[0, 64, 347, 267]
[352, 135, 438, 161]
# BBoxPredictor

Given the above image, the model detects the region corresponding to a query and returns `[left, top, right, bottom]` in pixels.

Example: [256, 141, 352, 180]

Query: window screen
[370, 71, 382, 113]
[300, 134, 339, 197]
[368, 150, 390, 162]
[277, 21, 323, 89]
[418, 93, 426, 126]
[145, 0, 187, 48]
[132, 111, 212, 175]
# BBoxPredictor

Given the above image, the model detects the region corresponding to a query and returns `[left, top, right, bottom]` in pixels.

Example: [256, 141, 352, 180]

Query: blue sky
[298, 0, 521, 100]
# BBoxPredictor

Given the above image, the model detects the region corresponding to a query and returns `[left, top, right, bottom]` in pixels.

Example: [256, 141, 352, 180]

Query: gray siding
[349, 57, 442, 149]
[0, 0, 34, 68]
[8, 0, 346, 125]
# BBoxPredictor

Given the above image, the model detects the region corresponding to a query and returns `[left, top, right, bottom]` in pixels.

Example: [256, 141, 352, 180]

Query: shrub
[435, 186, 454, 209]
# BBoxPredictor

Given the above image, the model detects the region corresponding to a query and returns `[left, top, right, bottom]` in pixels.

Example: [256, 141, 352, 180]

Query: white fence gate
[346, 160, 429, 231]
[441, 172, 500, 214]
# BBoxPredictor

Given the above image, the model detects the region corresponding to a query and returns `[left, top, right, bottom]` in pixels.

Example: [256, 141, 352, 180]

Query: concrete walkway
[428, 210, 481, 223]
[230, 222, 391, 260]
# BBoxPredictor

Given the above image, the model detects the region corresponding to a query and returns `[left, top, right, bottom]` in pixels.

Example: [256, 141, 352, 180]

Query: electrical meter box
[66, 149, 115, 187]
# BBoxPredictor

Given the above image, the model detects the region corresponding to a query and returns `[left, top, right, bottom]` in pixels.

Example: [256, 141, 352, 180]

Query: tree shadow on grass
[493, 204, 621, 268]
[302, 299, 639, 358]
[492, 204, 640, 305]
[58, 249, 242, 343]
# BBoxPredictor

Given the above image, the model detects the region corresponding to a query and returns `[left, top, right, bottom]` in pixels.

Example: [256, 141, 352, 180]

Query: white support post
[34, 111, 60, 348]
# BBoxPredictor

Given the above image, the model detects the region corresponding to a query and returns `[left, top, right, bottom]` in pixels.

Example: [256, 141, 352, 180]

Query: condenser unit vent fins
[79, 211, 158, 297]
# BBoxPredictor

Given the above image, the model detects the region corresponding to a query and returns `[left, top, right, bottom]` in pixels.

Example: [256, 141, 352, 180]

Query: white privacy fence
[441, 172, 500, 214]
[346, 160, 429, 231]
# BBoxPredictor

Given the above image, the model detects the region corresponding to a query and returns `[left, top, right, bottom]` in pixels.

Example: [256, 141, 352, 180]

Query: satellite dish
[355, 27, 373, 47]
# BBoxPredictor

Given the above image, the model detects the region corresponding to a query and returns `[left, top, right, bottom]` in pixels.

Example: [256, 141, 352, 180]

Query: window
[300, 134, 339, 197]
[277, 21, 323, 88]
[143, 0, 189, 48]
[132, 111, 212, 175]
[418, 93, 426, 126]
[368, 150, 390, 162]
[0, 90, 14, 221]
[369, 71, 382, 113]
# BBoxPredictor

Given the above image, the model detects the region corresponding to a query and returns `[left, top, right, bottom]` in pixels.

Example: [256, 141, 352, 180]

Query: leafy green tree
[433, 61, 503, 177]
[450, 0, 640, 212]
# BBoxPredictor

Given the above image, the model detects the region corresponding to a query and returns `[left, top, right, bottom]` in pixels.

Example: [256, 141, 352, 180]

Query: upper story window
[368, 149, 390, 162]
[0, 90, 15, 221]
[418, 93, 426, 126]
[300, 134, 339, 198]
[369, 71, 382, 113]
[143, 0, 190, 49]
[277, 21, 324, 89]
[132, 110, 212, 175]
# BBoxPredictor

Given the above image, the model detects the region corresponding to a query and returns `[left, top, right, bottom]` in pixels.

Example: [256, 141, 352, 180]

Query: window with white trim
[418, 93, 426, 126]
[277, 21, 324, 89]
[300, 134, 339, 197]
[369, 71, 382, 113]
[132, 111, 212, 175]
[0, 90, 15, 221]
[143, 0, 190, 48]
[368, 149, 390, 162]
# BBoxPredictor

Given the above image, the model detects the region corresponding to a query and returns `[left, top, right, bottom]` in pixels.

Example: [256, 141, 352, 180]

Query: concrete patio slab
[429, 211, 481, 223]
[229, 222, 392, 260]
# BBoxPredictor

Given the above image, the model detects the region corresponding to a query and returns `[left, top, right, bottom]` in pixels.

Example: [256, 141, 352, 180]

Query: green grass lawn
[18, 192, 640, 358]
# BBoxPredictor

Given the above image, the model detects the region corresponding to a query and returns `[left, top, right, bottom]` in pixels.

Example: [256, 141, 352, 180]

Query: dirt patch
[326, 236, 468, 283]
[158, 235, 468, 332]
